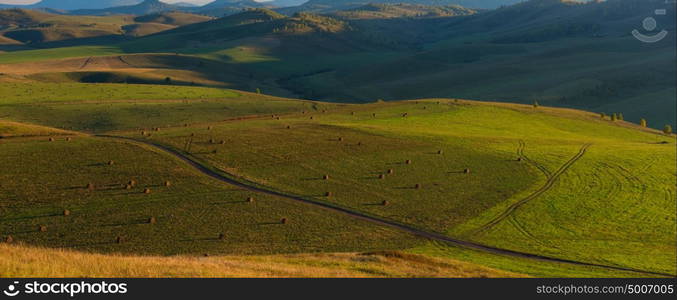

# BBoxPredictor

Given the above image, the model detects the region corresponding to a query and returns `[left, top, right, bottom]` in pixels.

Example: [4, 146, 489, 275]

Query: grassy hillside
[0, 9, 211, 46]
[0, 131, 420, 256]
[0, 244, 522, 278]
[113, 99, 675, 276]
[0, 87, 673, 277]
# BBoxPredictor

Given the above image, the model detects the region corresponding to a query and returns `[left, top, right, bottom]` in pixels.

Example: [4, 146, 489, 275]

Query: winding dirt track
[97, 135, 673, 277]
[471, 143, 592, 235]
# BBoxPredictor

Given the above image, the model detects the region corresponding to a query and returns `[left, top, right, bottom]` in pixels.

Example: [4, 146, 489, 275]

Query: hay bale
[128, 180, 137, 187]
[286, 125, 291, 129]
[517, 157, 523, 162]
[164, 181, 171, 187]
[212, 149, 218, 154]
[387, 169, 394, 174]
[464, 168, 471, 174]
[437, 150, 443, 154]
[220, 140, 226, 144]
[276, 117, 281, 120]
[338, 137, 344, 142]
[66, 137, 72, 142]
[247, 197, 255, 203]
[148, 217, 156, 224]
[325, 192, 333, 197]
[86, 183, 95, 191]
[154, 128, 160, 132]
[207, 126, 212, 130]
[323, 175, 330, 180]
[280, 218, 288, 224]
[351, 112, 355, 115]
[143, 188, 151, 194]
[63, 209, 71, 216]
[414, 184, 422, 189]
[405, 160, 412, 165]
[190, 133, 195, 137]
[116, 236, 124, 244]
[48, 137, 55, 142]
[209, 139, 215, 144]
[184, 124, 189, 127]
[218, 233, 226, 240]
[108, 160, 115, 166]
[379, 174, 385, 179]
[310, 116, 314, 120]
[382, 200, 389, 206]
[4, 235, 13, 243]
[372, 113, 376, 117]
[357, 142, 362, 146]
[38, 225, 47, 232]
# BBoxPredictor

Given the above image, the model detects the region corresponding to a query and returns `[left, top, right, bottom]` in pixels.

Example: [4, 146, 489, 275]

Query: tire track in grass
[470, 144, 591, 235]
[96, 135, 674, 277]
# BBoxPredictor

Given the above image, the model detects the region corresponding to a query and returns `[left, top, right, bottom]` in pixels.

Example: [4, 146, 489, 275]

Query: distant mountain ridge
[70, 0, 182, 16]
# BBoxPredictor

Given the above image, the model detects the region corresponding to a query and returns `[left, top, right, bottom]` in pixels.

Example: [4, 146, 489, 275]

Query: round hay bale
[38, 225, 47, 232]
[280, 218, 288, 224]
[325, 192, 333, 197]
[128, 180, 137, 187]
[414, 184, 422, 189]
[209, 139, 215, 144]
[207, 126, 212, 130]
[190, 133, 195, 137]
[218, 233, 226, 240]
[276, 117, 281, 120]
[63, 209, 71, 216]
[372, 113, 376, 117]
[66, 137, 72, 142]
[387, 169, 394, 174]
[148, 217, 156, 225]
[86, 183, 95, 191]
[405, 160, 412, 165]
[212, 149, 218, 154]
[351, 112, 355, 115]
[464, 168, 471, 174]
[517, 157, 523, 162]
[437, 150, 443, 154]
[116, 236, 124, 244]
[220, 140, 226, 144]
[164, 181, 171, 187]
[379, 174, 385, 179]
[247, 197, 255, 203]
[382, 200, 389, 206]
[108, 160, 115, 166]
[357, 142, 362, 146]
[338, 137, 344, 142]
[286, 125, 291, 129]
[143, 188, 151, 194]
[4, 235, 13, 243]
[154, 128, 160, 132]
[310, 116, 314, 120]
[184, 124, 189, 127]
[323, 175, 330, 180]
[48, 137, 55, 142]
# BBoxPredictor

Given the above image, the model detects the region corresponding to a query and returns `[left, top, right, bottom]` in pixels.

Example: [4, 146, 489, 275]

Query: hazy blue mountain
[70, 0, 181, 15]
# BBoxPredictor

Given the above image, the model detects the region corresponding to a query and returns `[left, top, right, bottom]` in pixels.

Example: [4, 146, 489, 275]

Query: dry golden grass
[0, 244, 524, 278]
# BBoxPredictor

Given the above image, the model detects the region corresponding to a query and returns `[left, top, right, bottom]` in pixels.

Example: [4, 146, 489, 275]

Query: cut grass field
[115, 99, 675, 276]
[0, 134, 421, 256]
[0, 87, 674, 277]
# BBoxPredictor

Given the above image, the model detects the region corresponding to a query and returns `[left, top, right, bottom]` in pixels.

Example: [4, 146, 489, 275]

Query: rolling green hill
[0, 0, 671, 128]
[0, 9, 212, 45]
[0, 83, 673, 277]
